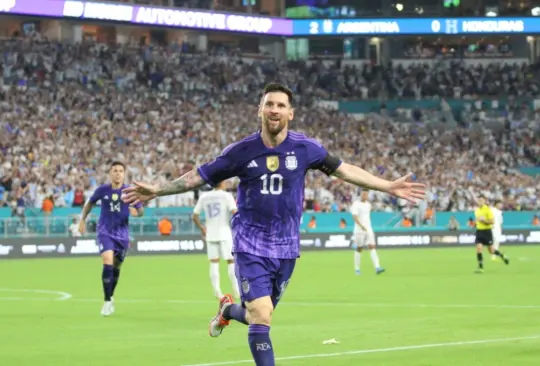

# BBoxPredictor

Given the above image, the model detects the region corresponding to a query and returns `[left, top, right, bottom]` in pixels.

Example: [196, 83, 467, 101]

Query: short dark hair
[263, 83, 294, 106]
[110, 161, 126, 170]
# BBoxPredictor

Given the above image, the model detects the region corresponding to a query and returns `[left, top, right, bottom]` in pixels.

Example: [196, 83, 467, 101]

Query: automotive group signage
[0, 1, 539, 36]
[0, 0, 294, 35]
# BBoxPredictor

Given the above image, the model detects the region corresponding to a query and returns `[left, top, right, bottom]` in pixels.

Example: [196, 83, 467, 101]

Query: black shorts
[475, 229, 493, 246]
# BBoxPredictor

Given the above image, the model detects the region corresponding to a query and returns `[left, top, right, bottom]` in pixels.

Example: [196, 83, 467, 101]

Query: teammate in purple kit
[121, 84, 426, 365]
[79, 161, 144, 316]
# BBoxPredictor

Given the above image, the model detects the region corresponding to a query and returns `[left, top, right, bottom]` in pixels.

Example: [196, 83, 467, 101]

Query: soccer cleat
[355, 269, 361, 276]
[101, 301, 114, 316]
[503, 256, 510, 265]
[208, 294, 234, 338]
[376, 267, 385, 275]
[474, 268, 484, 274]
[491, 255, 498, 261]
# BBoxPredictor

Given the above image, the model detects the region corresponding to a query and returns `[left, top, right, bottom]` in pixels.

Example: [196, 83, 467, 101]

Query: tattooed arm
[156, 169, 205, 197]
[122, 169, 206, 205]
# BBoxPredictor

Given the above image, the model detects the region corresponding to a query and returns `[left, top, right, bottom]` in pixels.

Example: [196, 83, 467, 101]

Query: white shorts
[206, 239, 234, 260]
[354, 231, 376, 247]
[492, 228, 502, 244]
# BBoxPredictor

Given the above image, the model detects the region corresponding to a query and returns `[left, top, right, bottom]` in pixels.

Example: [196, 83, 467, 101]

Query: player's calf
[100, 250, 115, 316]
[475, 243, 484, 270]
[245, 297, 275, 366]
[226, 259, 240, 299]
[111, 256, 123, 297]
[490, 246, 510, 265]
[209, 258, 223, 299]
[101, 250, 114, 301]
[367, 244, 384, 274]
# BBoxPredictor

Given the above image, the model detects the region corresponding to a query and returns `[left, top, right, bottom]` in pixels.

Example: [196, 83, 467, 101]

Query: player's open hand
[388, 173, 426, 203]
[122, 181, 158, 205]
[78, 220, 86, 235]
[129, 206, 139, 217]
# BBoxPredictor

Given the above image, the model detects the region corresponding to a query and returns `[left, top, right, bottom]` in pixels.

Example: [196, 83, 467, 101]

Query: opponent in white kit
[350, 191, 385, 275]
[491, 200, 504, 261]
[192, 180, 240, 299]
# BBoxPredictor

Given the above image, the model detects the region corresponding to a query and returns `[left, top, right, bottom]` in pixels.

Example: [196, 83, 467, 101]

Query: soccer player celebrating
[350, 190, 385, 275]
[122, 83, 425, 365]
[474, 196, 509, 273]
[79, 161, 144, 316]
[192, 180, 240, 299]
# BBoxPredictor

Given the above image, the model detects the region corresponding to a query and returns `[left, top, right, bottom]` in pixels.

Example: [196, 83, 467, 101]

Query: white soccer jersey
[193, 190, 237, 242]
[491, 207, 503, 229]
[350, 200, 373, 234]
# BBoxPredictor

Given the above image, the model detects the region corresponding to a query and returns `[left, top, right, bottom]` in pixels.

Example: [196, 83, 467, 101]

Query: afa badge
[111, 193, 119, 201]
[241, 279, 250, 294]
[285, 155, 298, 171]
[266, 156, 279, 172]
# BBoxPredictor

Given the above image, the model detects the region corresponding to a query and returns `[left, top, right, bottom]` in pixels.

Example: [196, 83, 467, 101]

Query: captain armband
[316, 154, 342, 176]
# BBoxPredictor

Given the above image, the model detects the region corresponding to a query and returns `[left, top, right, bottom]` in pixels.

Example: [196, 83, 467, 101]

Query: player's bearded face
[259, 92, 294, 135]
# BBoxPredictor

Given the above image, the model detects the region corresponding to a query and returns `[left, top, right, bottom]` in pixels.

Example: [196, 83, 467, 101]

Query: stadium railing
[0, 211, 538, 238]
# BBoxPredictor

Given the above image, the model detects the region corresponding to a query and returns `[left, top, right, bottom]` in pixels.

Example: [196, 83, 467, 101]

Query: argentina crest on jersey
[285, 153, 297, 171]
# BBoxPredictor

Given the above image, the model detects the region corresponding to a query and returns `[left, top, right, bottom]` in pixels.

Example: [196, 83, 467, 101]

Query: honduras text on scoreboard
[292, 17, 540, 36]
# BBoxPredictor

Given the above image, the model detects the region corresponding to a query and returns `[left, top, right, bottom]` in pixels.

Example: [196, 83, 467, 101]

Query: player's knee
[247, 307, 272, 326]
[245, 298, 273, 326]
[209, 258, 220, 263]
[101, 251, 114, 265]
[367, 244, 376, 250]
[356, 247, 362, 253]
[226, 259, 234, 264]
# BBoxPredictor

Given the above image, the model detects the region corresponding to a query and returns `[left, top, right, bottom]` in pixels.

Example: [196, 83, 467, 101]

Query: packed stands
[0, 36, 538, 213]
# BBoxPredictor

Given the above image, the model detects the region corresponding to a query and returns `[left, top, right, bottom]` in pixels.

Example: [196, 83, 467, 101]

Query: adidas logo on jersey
[247, 160, 258, 168]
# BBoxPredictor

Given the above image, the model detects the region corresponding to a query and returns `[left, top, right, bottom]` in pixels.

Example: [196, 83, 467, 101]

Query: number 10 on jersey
[260, 174, 283, 195]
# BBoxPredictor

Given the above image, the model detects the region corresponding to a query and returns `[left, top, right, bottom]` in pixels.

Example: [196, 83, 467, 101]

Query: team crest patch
[266, 156, 279, 172]
[241, 279, 250, 294]
[111, 193, 119, 201]
[285, 155, 298, 170]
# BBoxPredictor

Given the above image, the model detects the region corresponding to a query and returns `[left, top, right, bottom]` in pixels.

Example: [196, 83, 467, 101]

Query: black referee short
[475, 229, 493, 246]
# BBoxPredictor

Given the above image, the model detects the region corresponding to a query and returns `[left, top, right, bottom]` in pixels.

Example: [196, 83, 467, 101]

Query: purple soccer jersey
[198, 131, 341, 259]
[89, 184, 142, 243]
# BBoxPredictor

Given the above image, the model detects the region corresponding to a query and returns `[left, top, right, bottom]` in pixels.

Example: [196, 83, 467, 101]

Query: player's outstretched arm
[122, 169, 205, 205]
[332, 163, 426, 203]
[79, 201, 94, 234]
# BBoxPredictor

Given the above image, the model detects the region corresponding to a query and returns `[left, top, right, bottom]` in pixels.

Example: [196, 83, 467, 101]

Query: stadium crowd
[0, 37, 539, 214]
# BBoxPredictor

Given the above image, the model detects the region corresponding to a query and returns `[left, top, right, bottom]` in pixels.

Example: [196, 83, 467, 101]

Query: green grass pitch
[1, 246, 539, 366]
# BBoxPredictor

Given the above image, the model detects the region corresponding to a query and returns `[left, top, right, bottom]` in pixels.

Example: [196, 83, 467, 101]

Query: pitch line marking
[0, 295, 539, 309]
[181, 335, 540, 366]
[0, 288, 72, 300]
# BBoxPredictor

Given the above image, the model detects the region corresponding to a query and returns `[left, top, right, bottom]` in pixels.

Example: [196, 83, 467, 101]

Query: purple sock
[111, 267, 120, 296]
[223, 304, 248, 325]
[102, 264, 114, 301]
[248, 324, 274, 366]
